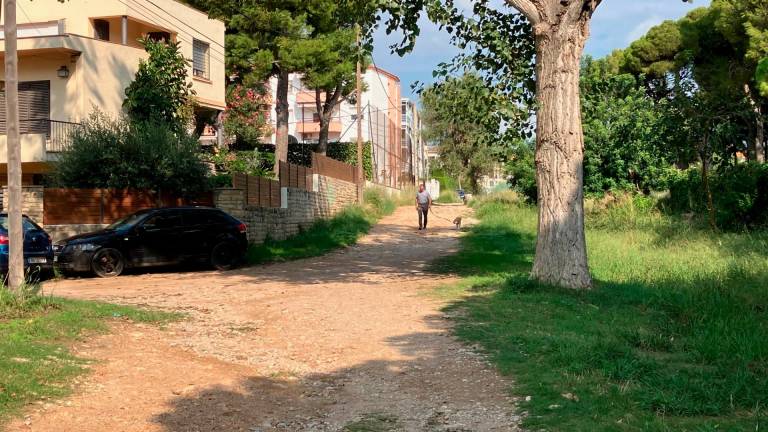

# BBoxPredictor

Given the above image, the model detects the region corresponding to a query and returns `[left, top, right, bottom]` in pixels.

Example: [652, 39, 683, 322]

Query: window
[143, 213, 182, 230]
[148, 31, 171, 43]
[184, 210, 228, 227]
[94, 19, 110, 41]
[192, 39, 210, 79]
[312, 112, 321, 122]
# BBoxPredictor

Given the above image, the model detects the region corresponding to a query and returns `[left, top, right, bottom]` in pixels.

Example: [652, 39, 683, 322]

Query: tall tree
[301, 0, 379, 154]
[420, 74, 507, 192]
[187, 0, 332, 175]
[300, 29, 360, 154]
[387, 0, 612, 289]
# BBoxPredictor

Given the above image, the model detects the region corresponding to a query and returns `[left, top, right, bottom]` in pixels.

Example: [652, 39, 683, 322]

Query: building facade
[0, 0, 226, 183]
[265, 66, 403, 189]
[401, 98, 427, 184]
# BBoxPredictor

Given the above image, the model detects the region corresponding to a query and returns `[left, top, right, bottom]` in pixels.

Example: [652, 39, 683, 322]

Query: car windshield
[106, 211, 151, 230]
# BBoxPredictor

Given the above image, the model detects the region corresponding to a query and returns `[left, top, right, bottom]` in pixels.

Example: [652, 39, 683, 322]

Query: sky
[372, 0, 712, 99]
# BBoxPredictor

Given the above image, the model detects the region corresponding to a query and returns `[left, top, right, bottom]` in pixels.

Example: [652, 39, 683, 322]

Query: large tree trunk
[316, 111, 332, 155]
[529, 22, 593, 289]
[314, 87, 342, 156]
[274, 69, 290, 176]
[745, 84, 765, 163]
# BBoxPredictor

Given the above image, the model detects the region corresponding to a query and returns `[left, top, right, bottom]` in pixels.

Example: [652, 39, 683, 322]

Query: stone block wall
[314, 175, 358, 219]
[215, 175, 358, 245]
[2, 186, 44, 223]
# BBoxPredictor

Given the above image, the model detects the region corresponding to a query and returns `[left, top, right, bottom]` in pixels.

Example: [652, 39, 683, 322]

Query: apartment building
[0, 0, 226, 183]
[401, 98, 427, 184]
[265, 66, 402, 189]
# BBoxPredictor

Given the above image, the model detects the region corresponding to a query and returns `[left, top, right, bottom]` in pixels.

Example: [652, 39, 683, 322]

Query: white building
[265, 66, 403, 188]
[401, 98, 427, 183]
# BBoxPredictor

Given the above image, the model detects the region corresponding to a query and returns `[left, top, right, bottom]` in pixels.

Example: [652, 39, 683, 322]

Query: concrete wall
[0, 134, 46, 164]
[215, 175, 358, 245]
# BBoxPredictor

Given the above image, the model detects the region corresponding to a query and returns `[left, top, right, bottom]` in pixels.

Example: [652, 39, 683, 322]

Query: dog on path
[452, 216, 462, 230]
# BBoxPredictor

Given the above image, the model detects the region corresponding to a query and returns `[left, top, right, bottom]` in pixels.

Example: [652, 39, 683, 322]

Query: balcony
[0, 119, 81, 164]
[295, 121, 342, 134]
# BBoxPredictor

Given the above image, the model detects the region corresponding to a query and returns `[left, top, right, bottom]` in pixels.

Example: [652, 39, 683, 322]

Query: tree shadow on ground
[152, 325, 517, 432]
[428, 205, 768, 431]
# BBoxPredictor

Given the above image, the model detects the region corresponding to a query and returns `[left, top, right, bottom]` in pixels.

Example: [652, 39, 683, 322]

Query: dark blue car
[0, 213, 55, 279]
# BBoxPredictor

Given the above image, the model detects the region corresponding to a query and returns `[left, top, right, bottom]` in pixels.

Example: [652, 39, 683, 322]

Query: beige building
[0, 0, 225, 183]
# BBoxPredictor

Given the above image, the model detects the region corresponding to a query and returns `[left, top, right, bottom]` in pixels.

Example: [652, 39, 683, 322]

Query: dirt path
[7, 206, 520, 432]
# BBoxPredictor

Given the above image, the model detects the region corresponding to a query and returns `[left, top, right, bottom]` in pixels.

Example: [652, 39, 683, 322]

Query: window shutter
[0, 80, 50, 135]
[192, 39, 210, 79]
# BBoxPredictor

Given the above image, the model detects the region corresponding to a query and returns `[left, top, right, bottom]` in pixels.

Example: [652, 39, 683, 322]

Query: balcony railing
[14, 119, 81, 153]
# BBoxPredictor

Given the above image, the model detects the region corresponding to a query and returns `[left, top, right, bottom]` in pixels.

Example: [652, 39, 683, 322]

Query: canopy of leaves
[581, 57, 675, 194]
[186, 0, 338, 85]
[123, 38, 194, 131]
[421, 73, 508, 192]
[53, 113, 209, 195]
[759, 57, 768, 96]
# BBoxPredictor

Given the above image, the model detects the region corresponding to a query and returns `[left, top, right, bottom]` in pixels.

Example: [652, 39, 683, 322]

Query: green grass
[435, 189, 462, 204]
[0, 288, 178, 423]
[434, 194, 768, 431]
[247, 188, 397, 264]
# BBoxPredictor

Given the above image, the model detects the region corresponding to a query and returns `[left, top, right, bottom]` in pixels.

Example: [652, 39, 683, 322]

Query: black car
[0, 213, 55, 278]
[54, 207, 248, 277]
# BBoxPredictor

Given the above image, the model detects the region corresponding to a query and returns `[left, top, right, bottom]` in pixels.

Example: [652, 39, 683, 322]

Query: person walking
[416, 183, 432, 231]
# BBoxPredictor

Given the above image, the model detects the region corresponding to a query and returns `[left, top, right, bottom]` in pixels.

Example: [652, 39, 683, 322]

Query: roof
[367, 65, 400, 83]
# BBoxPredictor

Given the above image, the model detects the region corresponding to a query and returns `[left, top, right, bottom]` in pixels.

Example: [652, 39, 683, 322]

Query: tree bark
[315, 86, 342, 156]
[700, 133, 716, 230]
[529, 21, 593, 289]
[4, 0, 24, 291]
[274, 69, 290, 176]
[745, 84, 764, 163]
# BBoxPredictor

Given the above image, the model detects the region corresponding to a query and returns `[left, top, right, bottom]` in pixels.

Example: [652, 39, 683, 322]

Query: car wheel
[211, 241, 238, 271]
[91, 248, 125, 278]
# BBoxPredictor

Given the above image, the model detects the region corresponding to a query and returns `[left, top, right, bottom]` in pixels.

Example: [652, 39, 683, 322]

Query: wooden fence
[232, 173, 281, 208]
[43, 189, 214, 225]
[312, 153, 359, 184]
[279, 161, 313, 190]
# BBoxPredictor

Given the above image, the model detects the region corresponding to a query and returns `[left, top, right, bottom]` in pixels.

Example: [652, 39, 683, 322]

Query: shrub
[666, 163, 768, 230]
[223, 84, 272, 147]
[123, 37, 194, 132]
[505, 144, 537, 203]
[52, 112, 210, 195]
[208, 147, 273, 178]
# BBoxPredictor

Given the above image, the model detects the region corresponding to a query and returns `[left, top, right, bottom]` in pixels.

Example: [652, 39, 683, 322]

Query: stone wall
[215, 175, 358, 245]
[2, 186, 44, 223]
[314, 175, 358, 219]
[46, 224, 108, 242]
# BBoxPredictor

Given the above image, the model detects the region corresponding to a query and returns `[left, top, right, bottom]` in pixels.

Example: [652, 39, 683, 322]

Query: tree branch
[506, 0, 542, 24]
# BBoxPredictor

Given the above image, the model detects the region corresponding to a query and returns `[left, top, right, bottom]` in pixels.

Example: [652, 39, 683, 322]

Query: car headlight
[71, 243, 100, 252]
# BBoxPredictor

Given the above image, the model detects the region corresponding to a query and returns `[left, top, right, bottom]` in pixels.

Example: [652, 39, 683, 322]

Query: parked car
[0, 213, 55, 279]
[54, 207, 248, 278]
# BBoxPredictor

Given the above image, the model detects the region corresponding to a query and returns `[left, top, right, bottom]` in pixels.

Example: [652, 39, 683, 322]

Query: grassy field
[0, 287, 177, 423]
[247, 187, 397, 264]
[435, 192, 768, 431]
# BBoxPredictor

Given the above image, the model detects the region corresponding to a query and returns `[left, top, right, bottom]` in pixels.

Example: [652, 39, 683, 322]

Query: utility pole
[355, 23, 364, 204]
[4, 0, 23, 290]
